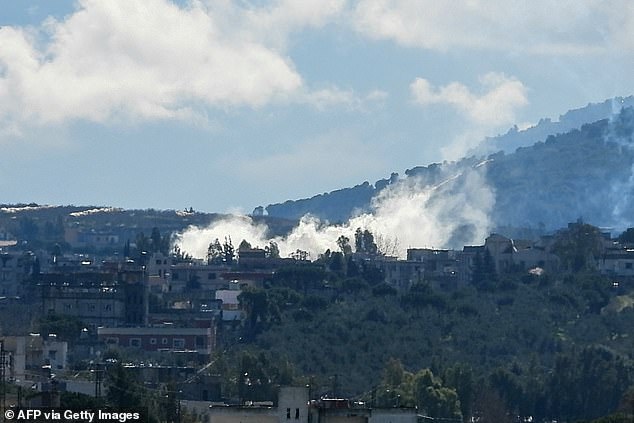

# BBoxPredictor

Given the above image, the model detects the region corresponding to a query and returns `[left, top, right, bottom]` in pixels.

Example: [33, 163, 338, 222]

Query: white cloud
[352, 0, 625, 54]
[300, 87, 388, 111]
[0, 0, 351, 130]
[410, 72, 528, 160]
[239, 0, 347, 49]
[410, 72, 528, 127]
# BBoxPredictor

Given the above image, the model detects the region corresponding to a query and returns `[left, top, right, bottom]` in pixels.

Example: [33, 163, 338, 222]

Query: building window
[106, 337, 119, 345]
[104, 304, 112, 312]
[129, 338, 141, 348]
[626, 262, 633, 270]
[295, 408, 299, 419]
[286, 408, 291, 419]
[173, 338, 185, 349]
[150, 338, 157, 345]
[162, 338, 168, 345]
[195, 336, 205, 347]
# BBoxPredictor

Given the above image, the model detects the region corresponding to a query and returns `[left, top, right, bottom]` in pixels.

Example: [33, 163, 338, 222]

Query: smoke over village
[4, 1, 634, 422]
[174, 163, 495, 259]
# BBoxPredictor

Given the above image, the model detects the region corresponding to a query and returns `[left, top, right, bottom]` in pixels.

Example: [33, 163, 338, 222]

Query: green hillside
[265, 106, 634, 233]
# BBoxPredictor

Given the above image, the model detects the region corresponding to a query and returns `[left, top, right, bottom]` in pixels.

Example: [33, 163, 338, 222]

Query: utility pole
[332, 374, 339, 398]
[94, 363, 103, 398]
[1, 340, 5, 419]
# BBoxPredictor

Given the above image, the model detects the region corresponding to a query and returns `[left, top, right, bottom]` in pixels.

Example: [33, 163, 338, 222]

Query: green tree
[135, 232, 150, 254]
[106, 362, 143, 409]
[337, 235, 353, 256]
[547, 346, 632, 421]
[617, 227, 634, 244]
[238, 239, 252, 251]
[150, 227, 162, 253]
[354, 228, 379, 255]
[552, 221, 603, 272]
[207, 239, 223, 264]
[472, 249, 497, 290]
[445, 364, 475, 422]
[239, 288, 270, 339]
[383, 358, 406, 387]
[265, 241, 280, 258]
[223, 237, 235, 265]
[38, 314, 84, 343]
[414, 369, 462, 420]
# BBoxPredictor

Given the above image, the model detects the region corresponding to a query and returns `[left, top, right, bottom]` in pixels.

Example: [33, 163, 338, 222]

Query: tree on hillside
[354, 228, 378, 255]
[106, 362, 143, 409]
[239, 288, 270, 339]
[337, 235, 353, 256]
[617, 227, 634, 245]
[414, 369, 462, 420]
[265, 241, 280, 258]
[223, 237, 235, 265]
[207, 239, 223, 264]
[472, 249, 497, 290]
[376, 359, 461, 420]
[444, 364, 475, 423]
[474, 389, 512, 423]
[552, 221, 603, 272]
[238, 239, 252, 251]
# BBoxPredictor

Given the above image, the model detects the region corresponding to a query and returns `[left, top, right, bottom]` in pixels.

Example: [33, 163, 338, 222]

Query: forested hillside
[216, 250, 634, 422]
[264, 105, 634, 232]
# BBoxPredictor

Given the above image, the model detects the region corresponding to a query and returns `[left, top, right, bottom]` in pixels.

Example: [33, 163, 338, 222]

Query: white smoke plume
[173, 163, 495, 260]
[605, 107, 634, 231]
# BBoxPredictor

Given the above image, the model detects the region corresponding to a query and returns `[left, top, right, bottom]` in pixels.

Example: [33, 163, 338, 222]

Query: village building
[97, 325, 215, 360]
[39, 265, 148, 328]
[1, 334, 68, 382]
[202, 387, 418, 423]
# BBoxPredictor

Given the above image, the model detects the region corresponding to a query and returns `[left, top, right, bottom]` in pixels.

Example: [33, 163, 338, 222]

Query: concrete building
[146, 252, 172, 293]
[406, 248, 460, 290]
[203, 387, 418, 423]
[0, 251, 37, 297]
[169, 262, 230, 293]
[484, 233, 559, 274]
[206, 387, 309, 423]
[64, 227, 120, 250]
[215, 285, 245, 322]
[1, 334, 68, 382]
[598, 247, 634, 279]
[375, 257, 422, 292]
[97, 326, 215, 358]
[39, 266, 148, 328]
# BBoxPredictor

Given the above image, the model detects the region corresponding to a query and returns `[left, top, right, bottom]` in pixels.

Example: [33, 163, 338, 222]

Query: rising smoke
[606, 106, 634, 231]
[173, 162, 495, 260]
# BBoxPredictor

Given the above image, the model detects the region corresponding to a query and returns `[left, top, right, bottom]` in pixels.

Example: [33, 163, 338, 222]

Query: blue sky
[2, 0, 633, 213]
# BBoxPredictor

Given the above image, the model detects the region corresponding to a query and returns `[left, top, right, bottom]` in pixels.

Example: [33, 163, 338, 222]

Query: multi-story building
[1, 334, 68, 381]
[598, 246, 634, 279]
[97, 325, 215, 359]
[0, 251, 37, 297]
[484, 233, 559, 273]
[39, 266, 148, 328]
